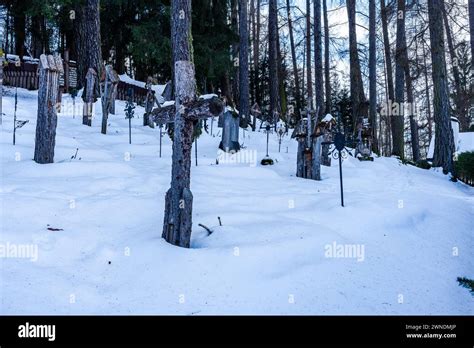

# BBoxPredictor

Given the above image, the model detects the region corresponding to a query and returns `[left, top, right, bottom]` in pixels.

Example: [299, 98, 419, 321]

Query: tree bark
[428, 0, 455, 174]
[442, 2, 469, 131]
[369, 0, 378, 154]
[162, 0, 197, 248]
[306, 0, 313, 109]
[393, 0, 406, 159]
[323, 0, 331, 114]
[239, 0, 250, 128]
[286, 0, 302, 120]
[13, 10, 25, 60]
[268, 0, 280, 121]
[469, 0, 474, 69]
[346, 0, 366, 130]
[314, 0, 323, 119]
[231, 0, 239, 106]
[74, 0, 103, 90]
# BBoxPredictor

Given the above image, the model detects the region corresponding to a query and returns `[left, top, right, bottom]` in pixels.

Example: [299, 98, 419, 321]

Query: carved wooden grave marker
[34, 54, 63, 164]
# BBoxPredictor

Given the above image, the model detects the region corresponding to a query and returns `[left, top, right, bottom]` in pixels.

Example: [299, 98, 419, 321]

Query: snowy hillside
[0, 87, 473, 315]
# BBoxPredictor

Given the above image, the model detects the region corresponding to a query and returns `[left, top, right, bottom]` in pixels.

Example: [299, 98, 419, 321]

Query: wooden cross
[101, 65, 119, 134]
[34, 54, 63, 164]
[143, 78, 161, 127]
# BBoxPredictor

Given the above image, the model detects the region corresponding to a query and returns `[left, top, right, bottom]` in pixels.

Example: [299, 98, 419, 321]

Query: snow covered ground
[0, 87, 473, 315]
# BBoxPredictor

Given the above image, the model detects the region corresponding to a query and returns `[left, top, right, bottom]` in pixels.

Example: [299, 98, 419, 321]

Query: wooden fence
[4, 62, 39, 90]
[4, 60, 149, 106]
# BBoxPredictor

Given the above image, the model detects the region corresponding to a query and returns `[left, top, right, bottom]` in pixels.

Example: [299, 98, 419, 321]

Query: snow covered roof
[119, 74, 169, 104]
[322, 114, 334, 123]
[162, 101, 175, 107]
[199, 93, 218, 100]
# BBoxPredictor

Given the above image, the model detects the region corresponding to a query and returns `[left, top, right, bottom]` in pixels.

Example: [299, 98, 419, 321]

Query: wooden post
[83, 68, 98, 126]
[109, 69, 119, 115]
[101, 65, 118, 134]
[34, 55, 63, 164]
[64, 49, 70, 93]
[144, 78, 160, 127]
[161, 0, 223, 248]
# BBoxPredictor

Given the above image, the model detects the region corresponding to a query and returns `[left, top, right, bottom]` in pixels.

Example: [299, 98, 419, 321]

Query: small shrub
[454, 151, 474, 185]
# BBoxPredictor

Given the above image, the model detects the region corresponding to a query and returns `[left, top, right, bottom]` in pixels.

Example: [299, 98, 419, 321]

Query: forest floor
[1, 87, 473, 314]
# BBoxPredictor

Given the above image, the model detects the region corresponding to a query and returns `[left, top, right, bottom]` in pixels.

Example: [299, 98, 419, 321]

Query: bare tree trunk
[269, 0, 280, 120]
[13, 10, 25, 60]
[286, 0, 302, 119]
[428, 0, 455, 174]
[422, 38, 433, 144]
[277, 23, 287, 122]
[323, 0, 331, 114]
[381, 0, 394, 155]
[239, 0, 250, 128]
[406, 70, 420, 162]
[74, 0, 103, 90]
[231, 0, 239, 106]
[469, 0, 474, 69]
[393, 0, 406, 159]
[162, 0, 197, 248]
[369, 0, 378, 154]
[306, 0, 313, 109]
[255, 0, 261, 109]
[346, 0, 366, 130]
[314, 0, 323, 119]
[442, 2, 469, 131]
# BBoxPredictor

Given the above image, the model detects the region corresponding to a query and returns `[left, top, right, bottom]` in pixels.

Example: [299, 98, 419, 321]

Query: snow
[199, 94, 218, 100]
[1, 87, 473, 315]
[322, 114, 334, 123]
[118, 74, 168, 103]
[427, 118, 474, 159]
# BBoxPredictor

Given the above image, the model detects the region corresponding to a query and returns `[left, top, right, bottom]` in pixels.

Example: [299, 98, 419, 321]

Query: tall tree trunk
[231, 0, 239, 106]
[286, 0, 302, 119]
[442, 2, 468, 131]
[381, 0, 394, 154]
[369, 0, 378, 154]
[306, 0, 313, 109]
[13, 10, 25, 60]
[393, 0, 406, 159]
[428, 0, 455, 174]
[406, 68, 420, 162]
[31, 16, 43, 58]
[162, 0, 197, 248]
[422, 38, 433, 144]
[74, 0, 103, 90]
[314, 0, 323, 119]
[268, 0, 280, 120]
[277, 24, 287, 121]
[323, 0, 331, 114]
[469, 0, 474, 69]
[255, 0, 261, 107]
[346, 0, 366, 130]
[380, 0, 394, 102]
[239, 0, 250, 128]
